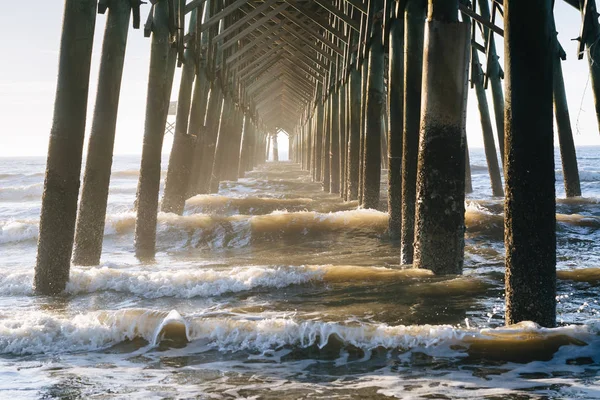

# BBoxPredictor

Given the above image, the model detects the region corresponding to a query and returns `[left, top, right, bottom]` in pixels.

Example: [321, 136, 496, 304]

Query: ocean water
[1, 147, 600, 399]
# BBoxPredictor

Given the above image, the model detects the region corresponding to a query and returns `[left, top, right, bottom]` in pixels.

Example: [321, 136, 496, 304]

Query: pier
[34, 0, 596, 330]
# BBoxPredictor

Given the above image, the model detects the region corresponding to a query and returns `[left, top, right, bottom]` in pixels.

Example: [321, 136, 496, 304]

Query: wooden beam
[185, 0, 207, 14]
[314, 0, 361, 31]
[213, 0, 279, 41]
[283, 2, 349, 43]
[221, 4, 288, 51]
[458, 3, 503, 37]
[201, 0, 249, 32]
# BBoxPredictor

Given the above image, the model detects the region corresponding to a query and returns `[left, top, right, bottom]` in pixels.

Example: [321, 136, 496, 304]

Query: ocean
[1, 147, 600, 399]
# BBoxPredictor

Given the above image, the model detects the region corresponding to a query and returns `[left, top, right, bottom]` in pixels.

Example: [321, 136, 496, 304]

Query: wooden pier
[34, 0, 599, 328]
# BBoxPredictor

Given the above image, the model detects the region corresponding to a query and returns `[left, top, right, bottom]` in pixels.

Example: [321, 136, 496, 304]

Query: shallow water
[1, 148, 600, 399]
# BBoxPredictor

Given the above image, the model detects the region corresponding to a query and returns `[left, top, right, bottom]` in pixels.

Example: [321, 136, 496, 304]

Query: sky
[0, 1, 599, 157]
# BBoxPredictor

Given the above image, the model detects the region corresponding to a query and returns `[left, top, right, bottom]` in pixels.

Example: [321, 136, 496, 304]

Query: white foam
[65, 265, 323, 298]
[0, 310, 142, 355]
[5, 265, 319, 298]
[1, 307, 594, 358]
[0, 183, 43, 202]
[0, 219, 39, 244]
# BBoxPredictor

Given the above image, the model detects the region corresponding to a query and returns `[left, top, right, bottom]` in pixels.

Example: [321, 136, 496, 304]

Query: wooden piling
[464, 142, 473, 194]
[238, 114, 251, 178]
[306, 122, 313, 172]
[553, 38, 582, 197]
[330, 88, 341, 194]
[272, 132, 279, 161]
[347, 54, 362, 200]
[400, 0, 426, 264]
[193, 82, 224, 194]
[578, 0, 600, 133]
[162, 10, 199, 215]
[413, 0, 469, 275]
[209, 96, 232, 193]
[504, 0, 556, 327]
[314, 94, 325, 182]
[362, 1, 385, 209]
[226, 109, 244, 180]
[387, 10, 405, 239]
[471, 46, 504, 197]
[339, 84, 347, 198]
[34, 0, 96, 294]
[73, 0, 131, 266]
[134, 0, 178, 259]
[323, 95, 331, 191]
[478, 0, 505, 163]
[358, 60, 369, 204]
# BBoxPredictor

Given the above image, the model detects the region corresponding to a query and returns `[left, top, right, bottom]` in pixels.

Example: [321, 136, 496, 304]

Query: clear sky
[0, 1, 599, 157]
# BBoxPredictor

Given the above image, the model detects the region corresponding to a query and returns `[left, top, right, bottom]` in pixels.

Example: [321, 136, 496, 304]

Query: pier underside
[32, 0, 600, 332]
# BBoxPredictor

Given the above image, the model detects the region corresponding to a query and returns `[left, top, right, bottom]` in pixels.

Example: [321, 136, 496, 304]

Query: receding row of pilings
[288, 0, 597, 328]
[33, 0, 597, 330]
[35, 0, 271, 294]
